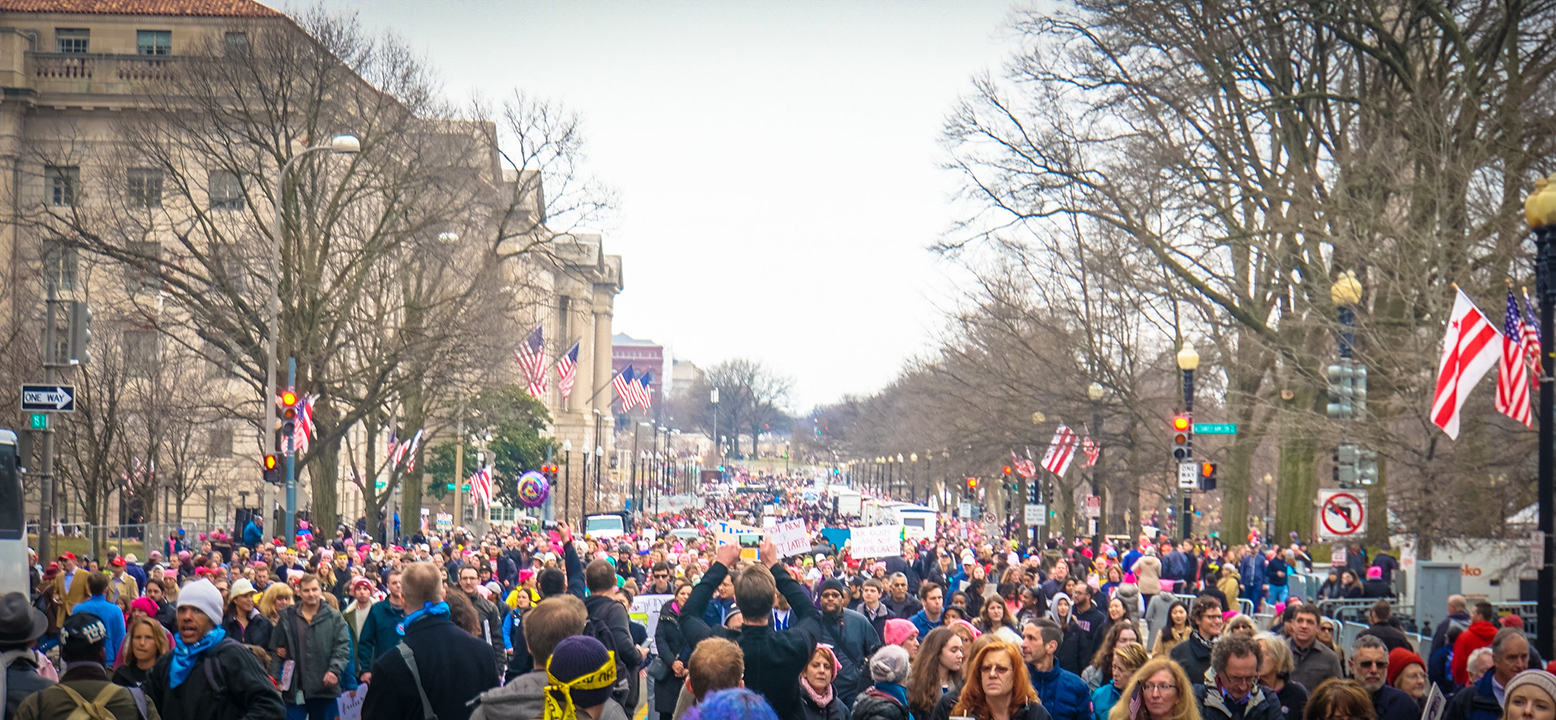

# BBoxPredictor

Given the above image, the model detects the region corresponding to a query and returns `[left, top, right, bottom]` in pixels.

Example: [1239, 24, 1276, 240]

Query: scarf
[169, 626, 227, 688]
[801, 676, 835, 708]
[396, 601, 449, 635]
[873, 681, 910, 709]
[543, 651, 616, 720]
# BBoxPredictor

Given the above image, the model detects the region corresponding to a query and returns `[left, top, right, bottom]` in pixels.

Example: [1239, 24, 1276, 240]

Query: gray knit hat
[177, 579, 224, 625]
[869, 644, 911, 684]
[1506, 670, 1556, 706]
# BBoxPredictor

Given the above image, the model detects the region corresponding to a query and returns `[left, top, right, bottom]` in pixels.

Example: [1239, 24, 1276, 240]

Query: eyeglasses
[1356, 661, 1387, 670]
[1142, 683, 1177, 695]
[1221, 674, 1258, 687]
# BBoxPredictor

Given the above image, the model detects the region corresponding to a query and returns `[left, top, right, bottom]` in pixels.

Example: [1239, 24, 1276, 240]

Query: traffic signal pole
[284, 358, 296, 547]
[1182, 368, 1194, 541]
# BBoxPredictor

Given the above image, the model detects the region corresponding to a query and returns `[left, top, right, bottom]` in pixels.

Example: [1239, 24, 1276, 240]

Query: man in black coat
[143, 578, 285, 720]
[582, 558, 642, 709]
[1357, 601, 1413, 654]
[362, 562, 501, 720]
[682, 538, 821, 720]
[1171, 596, 1224, 686]
[1430, 595, 1471, 659]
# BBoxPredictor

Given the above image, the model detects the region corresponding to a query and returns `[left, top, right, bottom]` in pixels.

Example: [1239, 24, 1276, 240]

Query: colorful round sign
[517, 471, 550, 508]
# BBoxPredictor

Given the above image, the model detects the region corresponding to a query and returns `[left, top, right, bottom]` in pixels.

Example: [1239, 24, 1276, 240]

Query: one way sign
[20, 385, 75, 412]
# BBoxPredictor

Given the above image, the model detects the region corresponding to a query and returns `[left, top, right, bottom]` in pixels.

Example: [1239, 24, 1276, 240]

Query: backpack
[581, 606, 630, 701]
[53, 683, 147, 720]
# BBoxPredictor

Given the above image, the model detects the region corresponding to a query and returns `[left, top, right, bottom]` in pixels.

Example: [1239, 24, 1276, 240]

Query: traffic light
[541, 463, 559, 478]
[280, 389, 299, 437]
[966, 477, 978, 495]
[1199, 462, 1218, 491]
[263, 454, 280, 484]
[1336, 444, 1359, 487]
[1327, 365, 1369, 420]
[67, 301, 91, 365]
[1172, 415, 1190, 461]
[1357, 449, 1378, 485]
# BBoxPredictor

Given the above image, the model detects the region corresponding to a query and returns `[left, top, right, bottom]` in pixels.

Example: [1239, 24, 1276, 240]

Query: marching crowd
[2, 486, 1552, 720]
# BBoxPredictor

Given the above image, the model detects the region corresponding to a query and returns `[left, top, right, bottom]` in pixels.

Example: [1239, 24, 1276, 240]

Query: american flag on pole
[1497, 288, 1534, 427]
[1524, 289, 1543, 376]
[1431, 287, 1502, 439]
[1011, 450, 1036, 479]
[1041, 425, 1079, 476]
[634, 371, 654, 409]
[403, 429, 425, 471]
[514, 326, 546, 398]
[557, 342, 580, 401]
[291, 395, 316, 453]
[1082, 436, 1100, 467]
[385, 430, 398, 464]
[613, 366, 637, 411]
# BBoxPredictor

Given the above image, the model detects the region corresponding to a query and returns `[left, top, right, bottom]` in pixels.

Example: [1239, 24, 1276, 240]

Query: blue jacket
[1443, 671, 1501, 720]
[1371, 686, 1420, 720]
[909, 609, 943, 640]
[1030, 661, 1092, 720]
[353, 598, 406, 672]
[243, 521, 264, 547]
[72, 595, 126, 668]
[1093, 683, 1122, 720]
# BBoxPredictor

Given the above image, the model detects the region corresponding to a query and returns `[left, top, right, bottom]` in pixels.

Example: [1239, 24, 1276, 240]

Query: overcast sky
[298, 0, 1020, 411]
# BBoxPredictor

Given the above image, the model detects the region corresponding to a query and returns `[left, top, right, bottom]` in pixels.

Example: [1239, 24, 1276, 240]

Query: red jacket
[1451, 619, 1499, 686]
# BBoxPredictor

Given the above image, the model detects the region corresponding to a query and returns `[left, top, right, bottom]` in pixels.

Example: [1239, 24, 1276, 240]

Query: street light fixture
[1525, 174, 1556, 658]
[266, 133, 359, 547]
[1087, 381, 1106, 554]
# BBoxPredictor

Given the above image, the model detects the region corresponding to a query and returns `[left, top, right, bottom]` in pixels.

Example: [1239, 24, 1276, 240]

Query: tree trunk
[1274, 387, 1321, 541]
[309, 399, 340, 534]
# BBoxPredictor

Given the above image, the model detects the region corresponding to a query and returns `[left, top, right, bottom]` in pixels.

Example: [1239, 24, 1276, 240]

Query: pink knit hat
[1366, 566, 1383, 580]
[883, 618, 918, 647]
[950, 619, 983, 639]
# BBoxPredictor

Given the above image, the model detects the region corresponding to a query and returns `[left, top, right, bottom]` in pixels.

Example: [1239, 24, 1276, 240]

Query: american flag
[403, 429, 425, 471]
[1524, 289, 1543, 375]
[1041, 424, 1079, 476]
[1011, 450, 1036, 479]
[1431, 287, 1502, 439]
[385, 430, 398, 464]
[1497, 288, 1533, 426]
[470, 466, 492, 507]
[1082, 436, 1100, 467]
[613, 366, 637, 411]
[557, 342, 580, 401]
[291, 395, 316, 453]
[514, 325, 546, 398]
[634, 371, 654, 409]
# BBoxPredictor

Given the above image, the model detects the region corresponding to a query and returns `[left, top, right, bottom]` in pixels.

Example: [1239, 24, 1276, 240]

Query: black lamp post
[1177, 340, 1199, 541]
[1527, 175, 1556, 658]
[1088, 381, 1105, 556]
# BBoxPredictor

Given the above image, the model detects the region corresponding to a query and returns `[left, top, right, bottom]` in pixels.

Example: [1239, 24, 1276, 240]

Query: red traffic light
[1172, 416, 1190, 431]
[967, 478, 978, 488]
[1201, 462, 1216, 477]
[263, 454, 278, 471]
[1002, 465, 1013, 475]
[281, 389, 298, 407]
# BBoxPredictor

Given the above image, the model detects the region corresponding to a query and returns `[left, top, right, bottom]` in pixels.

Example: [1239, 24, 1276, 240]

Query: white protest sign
[771, 519, 811, 558]
[849, 525, 903, 558]
[631, 593, 674, 650]
[337, 686, 366, 720]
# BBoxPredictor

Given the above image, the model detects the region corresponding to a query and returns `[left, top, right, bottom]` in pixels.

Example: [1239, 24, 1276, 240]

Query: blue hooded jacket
[1029, 661, 1092, 720]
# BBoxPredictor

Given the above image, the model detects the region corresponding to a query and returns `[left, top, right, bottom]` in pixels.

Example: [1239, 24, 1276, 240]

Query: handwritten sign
[849, 525, 903, 559]
[770, 519, 811, 558]
[337, 685, 366, 720]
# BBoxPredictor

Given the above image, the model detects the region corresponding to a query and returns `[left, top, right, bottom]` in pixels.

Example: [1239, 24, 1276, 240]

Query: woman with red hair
[951, 640, 1049, 720]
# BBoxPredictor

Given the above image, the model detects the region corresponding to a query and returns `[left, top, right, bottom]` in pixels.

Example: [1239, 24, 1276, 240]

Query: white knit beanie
[1505, 670, 1556, 706]
[178, 579, 224, 625]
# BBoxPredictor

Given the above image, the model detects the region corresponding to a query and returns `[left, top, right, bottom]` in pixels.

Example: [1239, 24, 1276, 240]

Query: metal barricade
[1254, 613, 1275, 631]
[1337, 620, 1366, 653]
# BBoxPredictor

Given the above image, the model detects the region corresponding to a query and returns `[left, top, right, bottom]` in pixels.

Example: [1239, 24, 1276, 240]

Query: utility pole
[284, 358, 297, 546]
[453, 407, 464, 529]
[36, 285, 58, 564]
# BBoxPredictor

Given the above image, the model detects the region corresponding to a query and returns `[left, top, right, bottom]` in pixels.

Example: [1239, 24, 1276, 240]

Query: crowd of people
[3, 484, 1551, 720]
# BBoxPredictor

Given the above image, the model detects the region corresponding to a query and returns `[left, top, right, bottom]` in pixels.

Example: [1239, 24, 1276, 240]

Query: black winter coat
[851, 687, 910, 720]
[802, 686, 849, 720]
[222, 611, 273, 649]
[1170, 631, 1214, 686]
[143, 637, 286, 720]
[1193, 684, 1285, 720]
[361, 614, 501, 720]
[653, 605, 688, 715]
[818, 608, 881, 706]
[682, 560, 821, 720]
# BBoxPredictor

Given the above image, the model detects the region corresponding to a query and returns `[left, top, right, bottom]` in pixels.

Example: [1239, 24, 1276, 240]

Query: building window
[46, 166, 78, 207]
[43, 245, 77, 292]
[127, 168, 162, 209]
[123, 330, 159, 378]
[208, 170, 244, 210]
[55, 29, 88, 54]
[136, 30, 171, 56]
[224, 32, 248, 55]
[126, 240, 161, 293]
[207, 426, 234, 458]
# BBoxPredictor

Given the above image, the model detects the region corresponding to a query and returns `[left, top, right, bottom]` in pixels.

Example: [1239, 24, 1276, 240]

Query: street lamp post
[265, 133, 358, 546]
[1525, 175, 1556, 658]
[562, 439, 572, 525]
[910, 453, 918, 505]
[1177, 340, 1200, 541]
[594, 444, 604, 514]
[710, 388, 720, 462]
[1088, 381, 1106, 556]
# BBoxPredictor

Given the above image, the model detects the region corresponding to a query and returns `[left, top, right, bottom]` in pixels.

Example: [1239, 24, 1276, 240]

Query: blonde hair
[125, 617, 169, 665]
[258, 583, 293, 622]
[1110, 657, 1201, 720]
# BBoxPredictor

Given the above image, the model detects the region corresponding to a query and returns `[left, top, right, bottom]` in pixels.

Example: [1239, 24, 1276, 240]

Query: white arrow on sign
[22, 387, 73, 409]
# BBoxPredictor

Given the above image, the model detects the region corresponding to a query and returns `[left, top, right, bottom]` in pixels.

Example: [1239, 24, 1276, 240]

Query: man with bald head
[363, 562, 500, 720]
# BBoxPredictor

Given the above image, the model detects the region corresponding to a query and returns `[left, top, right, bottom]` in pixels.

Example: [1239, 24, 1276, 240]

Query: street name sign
[20, 385, 74, 412]
[1193, 423, 1237, 435]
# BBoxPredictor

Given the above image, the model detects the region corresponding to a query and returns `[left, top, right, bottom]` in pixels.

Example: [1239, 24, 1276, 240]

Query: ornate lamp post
[1525, 174, 1556, 658]
[1088, 381, 1106, 555]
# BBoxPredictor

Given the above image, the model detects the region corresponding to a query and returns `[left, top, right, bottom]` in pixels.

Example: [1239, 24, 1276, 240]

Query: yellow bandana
[543, 651, 617, 720]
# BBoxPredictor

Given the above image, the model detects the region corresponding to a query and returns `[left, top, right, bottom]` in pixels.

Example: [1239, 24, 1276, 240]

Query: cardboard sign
[849, 525, 903, 559]
[770, 519, 811, 558]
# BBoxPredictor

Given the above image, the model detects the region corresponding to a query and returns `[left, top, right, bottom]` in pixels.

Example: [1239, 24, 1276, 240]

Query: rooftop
[613, 333, 660, 347]
[0, 0, 282, 17]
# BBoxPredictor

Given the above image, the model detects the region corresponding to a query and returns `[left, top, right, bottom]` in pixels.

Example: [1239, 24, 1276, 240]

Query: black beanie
[548, 635, 615, 709]
[819, 579, 848, 600]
